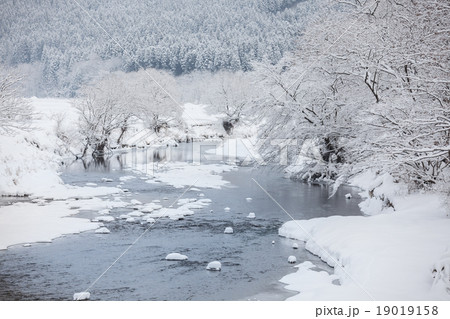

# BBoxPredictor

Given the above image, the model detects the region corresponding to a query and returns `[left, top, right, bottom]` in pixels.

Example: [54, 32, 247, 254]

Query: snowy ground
[278, 171, 450, 300]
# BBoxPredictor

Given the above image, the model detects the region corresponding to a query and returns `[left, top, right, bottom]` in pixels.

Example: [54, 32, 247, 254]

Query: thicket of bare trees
[74, 69, 181, 157]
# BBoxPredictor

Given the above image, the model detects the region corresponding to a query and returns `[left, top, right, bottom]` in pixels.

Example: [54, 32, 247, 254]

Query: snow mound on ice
[128, 211, 144, 217]
[95, 227, 110, 234]
[165, 253, 188, 261]
[73, 292, 90, 301]
[292, 243, 299, 249]
[93, 216, 114, 222]
[224, 207, 231, 212]
[206, 261, 222, 271]
[224, 227, 234, 234]
[345, 193, 352, 199]
[288, 256, 297, 263]
[130, 199, 142, 205]
[247, 212, 256, 219]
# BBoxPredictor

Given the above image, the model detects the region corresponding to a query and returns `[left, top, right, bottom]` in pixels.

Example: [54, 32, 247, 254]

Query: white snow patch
[0, 201, 99, 250]
[224, 207, 231, 212]
[278, 191, 450, 300]
[224, 227, 234, 234]
[206, 261, 222, 271]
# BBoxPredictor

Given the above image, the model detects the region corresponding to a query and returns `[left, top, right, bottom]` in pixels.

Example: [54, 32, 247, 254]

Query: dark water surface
[0, 145, 362, 300]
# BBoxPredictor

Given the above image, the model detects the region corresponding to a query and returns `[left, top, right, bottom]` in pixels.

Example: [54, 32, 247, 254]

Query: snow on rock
[345, 193, 352, 199]
[95, 227, 110, 234]
[23, 243, 31, 247]
[288, 256, 297, 263]
[224, 207, 231, 212]
[247, 212, 256, 219]
[119, 214, 129, 220]
[0, 201, 99, 250]
[119, 176, 136, 182]
[224, 227, 234, 234]
[165, 253, 188, 261]
[206, 261, 222, 271]
[431, 249, 450, 296]
[142, 216, 156, 224]
[292, 243, 299, 249]
[101, 178, 113, 183]
[73, 292, 90, 301]
[246, 197, 253, 202]
[272, 241, 275, 245]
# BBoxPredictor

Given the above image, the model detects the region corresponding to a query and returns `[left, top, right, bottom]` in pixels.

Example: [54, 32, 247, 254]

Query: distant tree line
[0, 0, 315, 96]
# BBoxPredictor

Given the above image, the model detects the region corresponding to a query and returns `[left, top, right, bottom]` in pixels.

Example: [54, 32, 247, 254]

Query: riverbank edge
[277, 171, 450, 300]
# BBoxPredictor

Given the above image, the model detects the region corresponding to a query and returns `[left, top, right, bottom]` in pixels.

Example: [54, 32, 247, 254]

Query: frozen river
[0, 144, 363, 300]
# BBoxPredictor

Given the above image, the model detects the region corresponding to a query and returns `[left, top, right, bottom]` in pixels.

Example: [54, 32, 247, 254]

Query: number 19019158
[376, 305, 438, 316]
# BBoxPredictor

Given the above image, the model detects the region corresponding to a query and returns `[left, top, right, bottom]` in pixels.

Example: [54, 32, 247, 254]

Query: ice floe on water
[130, 199, 142, 205]
[119, 176, 136, 182]
[95, 227, 110, 234]
[206, 261, 221, 271]
[127, 211, 144, 217]
[165, 253, 188, 261]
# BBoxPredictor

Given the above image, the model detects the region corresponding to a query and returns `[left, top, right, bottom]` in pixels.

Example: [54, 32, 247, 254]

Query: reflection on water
[0, 143, 363, 301]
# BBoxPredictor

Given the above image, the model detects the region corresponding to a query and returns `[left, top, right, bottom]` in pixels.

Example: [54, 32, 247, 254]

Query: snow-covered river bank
[0, 144, 362, 300]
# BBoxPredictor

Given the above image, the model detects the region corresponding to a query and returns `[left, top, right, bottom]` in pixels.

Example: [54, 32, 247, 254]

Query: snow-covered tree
[125, 69, 181, 134]
[0, 68, 33, 134]
[74, 73, 132, 157]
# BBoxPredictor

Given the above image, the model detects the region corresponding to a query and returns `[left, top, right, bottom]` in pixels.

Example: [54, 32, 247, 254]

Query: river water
[0, 144, 363, 300]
